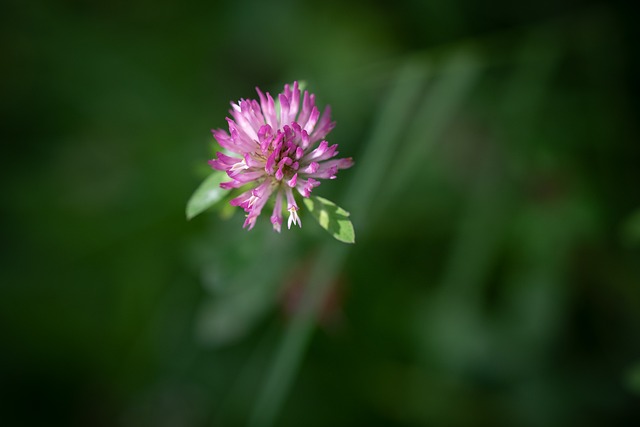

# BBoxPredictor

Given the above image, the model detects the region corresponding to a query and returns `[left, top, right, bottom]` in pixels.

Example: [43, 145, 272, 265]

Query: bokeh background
[2, 0, 639, 426]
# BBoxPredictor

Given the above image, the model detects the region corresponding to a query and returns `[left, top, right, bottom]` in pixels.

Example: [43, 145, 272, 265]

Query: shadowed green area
[1, 0, 639, 426]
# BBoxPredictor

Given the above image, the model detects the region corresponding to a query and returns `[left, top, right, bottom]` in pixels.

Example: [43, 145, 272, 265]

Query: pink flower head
[209, 81, 353, 231]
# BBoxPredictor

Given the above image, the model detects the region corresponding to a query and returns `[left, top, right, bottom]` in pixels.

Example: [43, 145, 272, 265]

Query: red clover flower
[208, 82, 353, 231]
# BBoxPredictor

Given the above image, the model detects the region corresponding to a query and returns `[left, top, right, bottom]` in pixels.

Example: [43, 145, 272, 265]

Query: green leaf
[303, 196, 355, 243]
[186, 170, 228, 220]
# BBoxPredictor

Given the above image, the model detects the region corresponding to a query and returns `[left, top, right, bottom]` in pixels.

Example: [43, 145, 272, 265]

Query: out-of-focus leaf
[303, 196, 355, 243]
[196, 287, 272, 347]
[626, 362, 640, 395]
[194, 229, 292, 347]
[621, 209, 640, 246]
[186, 170, 228, 220]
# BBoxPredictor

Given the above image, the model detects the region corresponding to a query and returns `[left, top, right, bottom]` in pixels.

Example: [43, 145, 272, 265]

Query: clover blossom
[208, 81, 353, 231]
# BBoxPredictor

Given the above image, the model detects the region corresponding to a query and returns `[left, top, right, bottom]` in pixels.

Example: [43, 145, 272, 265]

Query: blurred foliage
[1, 0, 639, 426]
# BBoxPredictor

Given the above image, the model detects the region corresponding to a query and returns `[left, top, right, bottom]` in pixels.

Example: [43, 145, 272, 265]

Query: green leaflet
[186, 170, 228, 220]
[303, 196, 355, 244]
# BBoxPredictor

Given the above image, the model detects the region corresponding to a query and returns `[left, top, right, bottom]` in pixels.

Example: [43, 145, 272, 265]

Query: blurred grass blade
[303, 196, 355, 243]
[185, 170, 227, 220]
[346, 60, 430, 230]
[248, 245, 347, 427]
[386, 51, 479, 195]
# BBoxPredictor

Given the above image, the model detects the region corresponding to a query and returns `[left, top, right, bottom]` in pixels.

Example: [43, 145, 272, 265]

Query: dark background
[2, 0, 639, 426]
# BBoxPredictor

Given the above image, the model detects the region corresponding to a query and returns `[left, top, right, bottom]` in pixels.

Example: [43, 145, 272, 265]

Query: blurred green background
[2, 0, 639, 426]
